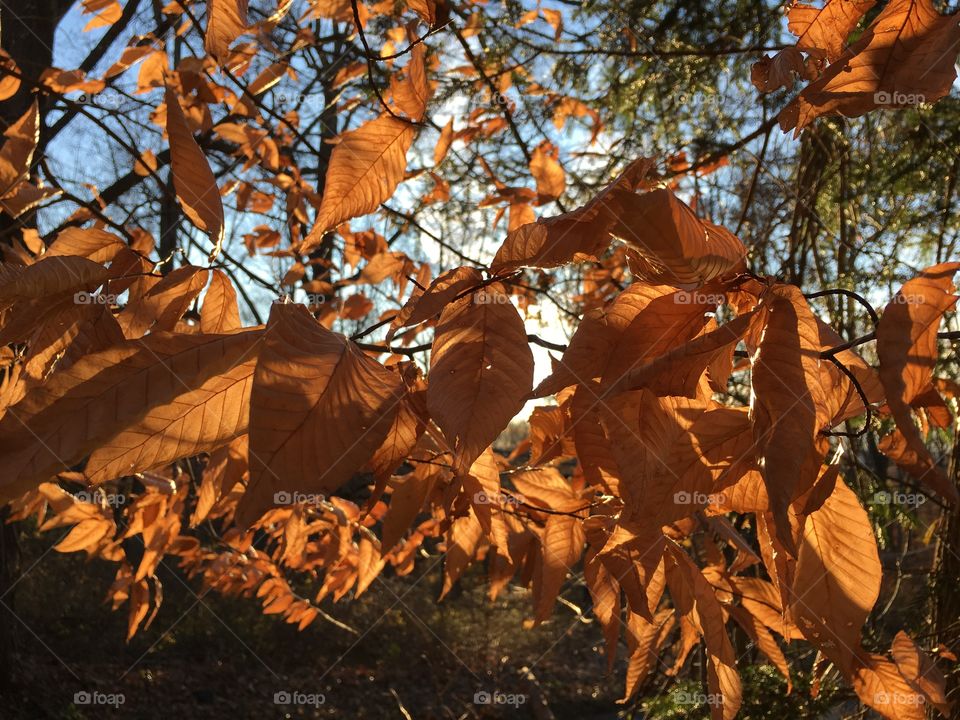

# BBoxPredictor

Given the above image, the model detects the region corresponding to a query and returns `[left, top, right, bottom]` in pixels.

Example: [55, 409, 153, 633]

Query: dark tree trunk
[934, 435, 960, 700]
[0, 0, 72, 692]
[0, 0, 72, 128]
[307, 70, 341, 299]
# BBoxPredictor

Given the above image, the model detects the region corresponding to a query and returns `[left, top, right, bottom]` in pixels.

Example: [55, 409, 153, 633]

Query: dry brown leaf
[876, 262, 959, 503]
[201, 268, 242, 333]
[0, 255, 109, 311]
[165, 87, 224, 256]
[366, 368, 426, 498]
[780, 0, 960, 133]
[235, 303, 403, 527]
[300, 115, 416, 254]
[46, 227, 126, 264]
[751, 285, 826, 552]
[426, 284, 534, 473]
[84, 355, 256, 484]
[117, 265, 209, 338]
[529, 140, 565, 201]
[389, 45, 430, 121]
[440, 507, 483, 598]
[0, 51, 20, 102]
[890, 631, 951, 717]
[620, 608, 675, 701]
[612, 189, 746, 288]
[205, 0, 248, 62]
[387, 266, 482, 341]
[0, 101, 38, 196]
[751, 47, 816, 93]
[355, 535, 385, 596]
[791, 478, 880, 677]
[728, 604, 792, 691]
[0, 330, 264, 501]
[851, 652, 927, 720]
[491, 157, 655, 271]
[666, 545, 742, 720]
[533, 282, 712, 397]
[534, 512, 585, 622]
[434, 119, 454, 165]
[606, 310, 756, 396]
[381, 466, 436, 553]
[789, 0, 876, 61]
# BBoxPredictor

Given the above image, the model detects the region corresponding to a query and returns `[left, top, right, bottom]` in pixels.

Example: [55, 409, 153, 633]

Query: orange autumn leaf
[534, 512, 585, 622]
[200, 268, 242, 333]
[751, 46, 817, 93]
[750, 285, 826, 551]
[388, 45, 430, 122]
[82, 0, 122, 30]
[0, 330, 264, 501]
[790, 478, 881, 677]
[665, 545, 742, 720]
[236, 303, 403, 527]
[300, 115, 416, 254]
[84, 354, 257, 484]
[789, 0, 876, 62]
[440, 507, 484, 598]
[434, 119, 454, 165]
[165, 87, 225, 257]
[529, 140, 565, 202]
[205, 0, 248, 63]
[779, 0, 960, 133]
[426, 284, 534, 473]
[890, 631, 952, 718]
[0, 50, 20, 101]
[876, 262, 960, 503]
[387, 266, 482, 341]
[381, 465, 435, 553]
[612, 188, 747, 288]
[0, 101, 39, 196]
[533, 282, 712, 397]
[851, 653, 927, 720]
[491, 157, 655, 271]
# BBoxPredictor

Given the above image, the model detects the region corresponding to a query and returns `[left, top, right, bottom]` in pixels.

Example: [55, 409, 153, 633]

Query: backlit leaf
[236, 303, 403, 526]
[426, 284, 534, 473]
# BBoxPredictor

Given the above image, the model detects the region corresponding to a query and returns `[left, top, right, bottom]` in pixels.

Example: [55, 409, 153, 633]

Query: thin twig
[820, 354, 872, 438]
[805, 288, 879, 325]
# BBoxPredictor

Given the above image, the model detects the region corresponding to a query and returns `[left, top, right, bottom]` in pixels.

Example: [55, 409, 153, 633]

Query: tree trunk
[933, 431, 960, 699]
[0, 0, 72, 691]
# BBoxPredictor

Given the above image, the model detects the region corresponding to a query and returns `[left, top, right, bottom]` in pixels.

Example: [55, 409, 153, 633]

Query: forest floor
[0, 526, 628, 719]
[0, 503, 914, 719]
